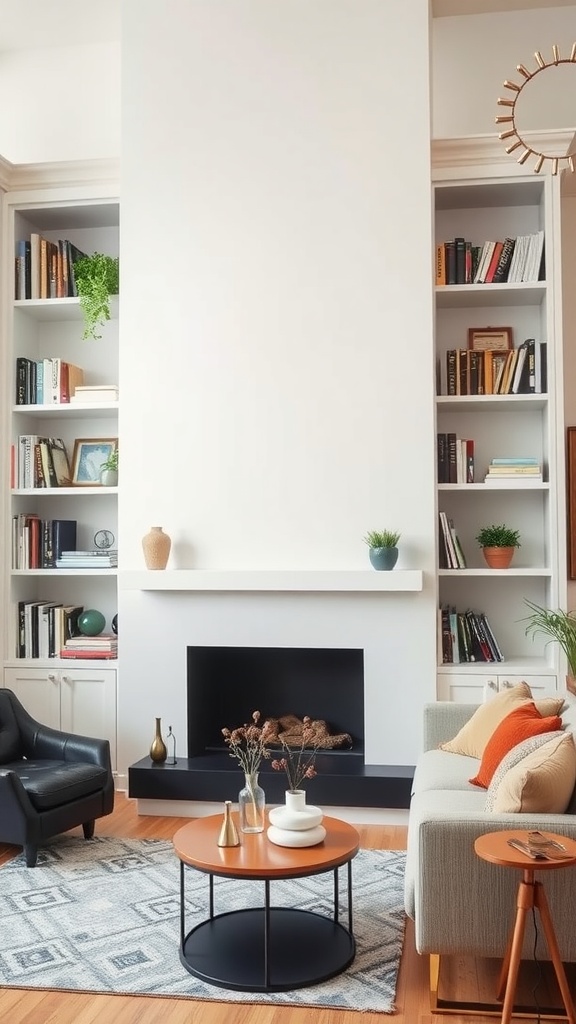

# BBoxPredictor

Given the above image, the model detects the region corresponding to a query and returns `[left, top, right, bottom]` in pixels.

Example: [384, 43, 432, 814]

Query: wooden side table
[475, 830, 576, 1024]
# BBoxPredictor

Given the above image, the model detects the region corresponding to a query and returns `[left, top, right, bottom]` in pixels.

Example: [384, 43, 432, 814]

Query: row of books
[442, 340, 547, 397]
[439, 512, 467, 569]
[12, 516, 77, 570]
[60, 633, 117, 660]
[56, 550, 118, 569]
[16, 601, 84, 659]
[436, 232, 544, 286]
[15, 235, 86, 301]
[15, 357, 84, 406]
[437, 434, 475, 484]
[13, 436, 72, 489]
[484, 458, 543, 486]
[440, 606, 504, 664]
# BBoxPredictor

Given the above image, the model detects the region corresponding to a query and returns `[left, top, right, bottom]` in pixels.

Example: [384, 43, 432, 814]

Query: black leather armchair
[0, 688, 114, 866]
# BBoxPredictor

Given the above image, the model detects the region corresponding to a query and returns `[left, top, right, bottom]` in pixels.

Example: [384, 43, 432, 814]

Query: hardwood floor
[0, 794, 567, 1024]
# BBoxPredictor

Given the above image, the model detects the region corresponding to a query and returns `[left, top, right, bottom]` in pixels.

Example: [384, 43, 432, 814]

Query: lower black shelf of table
[180, 907, 356, 992]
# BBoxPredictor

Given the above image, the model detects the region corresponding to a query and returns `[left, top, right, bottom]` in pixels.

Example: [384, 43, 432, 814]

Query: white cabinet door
[4, 667, 61, 729]
[59, 667, 116, 766]
[437, 671, 558, 704]
[3, 667, 116, 769]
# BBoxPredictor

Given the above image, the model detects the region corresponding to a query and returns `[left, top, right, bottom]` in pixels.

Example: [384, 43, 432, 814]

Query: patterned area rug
[0, 836, 406, 1013]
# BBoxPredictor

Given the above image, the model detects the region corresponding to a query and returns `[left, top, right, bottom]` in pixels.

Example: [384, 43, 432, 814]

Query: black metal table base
[179, 862, 356, 992]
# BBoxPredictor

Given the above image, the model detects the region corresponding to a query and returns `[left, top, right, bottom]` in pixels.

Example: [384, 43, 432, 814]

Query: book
[48, 438, 72, 486]
[445, 241, 456, 285]
[484, 241, 504, 284]
[492, 237, 516, 284]
[70, 384, 119, 403]
[436, 244, 446, 286]
[59, 649, 117, 659]
[41, 520, 77, 568]
[59, 362, 85, 403]
[454, 237, 466, 284]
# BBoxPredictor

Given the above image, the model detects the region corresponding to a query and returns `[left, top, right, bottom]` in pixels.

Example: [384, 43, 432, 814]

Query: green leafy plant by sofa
[523, 600, 576, 678]
[73, 253, 119, 340]
[475, 524, 521, 548]
[363, 529, 401, 548]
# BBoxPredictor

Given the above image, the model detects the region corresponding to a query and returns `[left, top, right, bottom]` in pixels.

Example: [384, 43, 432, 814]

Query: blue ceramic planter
[368, 547, 399, 571]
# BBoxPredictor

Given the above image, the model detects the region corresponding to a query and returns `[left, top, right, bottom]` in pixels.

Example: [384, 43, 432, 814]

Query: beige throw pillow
[489, 732, 576, 814]
[440, 682, 564, 759]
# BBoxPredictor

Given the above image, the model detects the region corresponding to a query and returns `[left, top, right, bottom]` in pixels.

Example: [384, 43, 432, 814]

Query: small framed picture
[468, 327, 513, 352]
[71, 438, 118, 486]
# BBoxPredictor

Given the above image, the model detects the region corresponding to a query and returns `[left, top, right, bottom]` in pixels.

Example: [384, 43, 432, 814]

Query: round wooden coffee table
[173, 813, 360, 992]
[475, 830, 576, 1024]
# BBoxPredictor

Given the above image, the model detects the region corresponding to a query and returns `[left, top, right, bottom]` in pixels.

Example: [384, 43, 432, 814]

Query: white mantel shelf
[118, 569, 424, 593]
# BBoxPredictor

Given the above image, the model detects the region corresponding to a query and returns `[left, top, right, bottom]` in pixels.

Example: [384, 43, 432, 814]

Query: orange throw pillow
[469, 702, 562, 789]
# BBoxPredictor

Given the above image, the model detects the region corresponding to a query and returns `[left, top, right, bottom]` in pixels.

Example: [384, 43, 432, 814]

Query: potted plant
[73, 252, 120, 341]
[523, 600, 576, 695]
[99, 448, 118, 487]
[363, 529, 401, 571]
[475, 523, 520, 569]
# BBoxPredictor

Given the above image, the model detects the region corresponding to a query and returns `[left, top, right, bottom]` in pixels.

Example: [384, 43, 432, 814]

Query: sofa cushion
[488, 732, 576, 813]
[469, 703, 562, 789]
[411, 749, 481, 796]
[485, 730, 566, 811]
[0, 696, 23, 764]
[440, 683, 564, 758]
[3, 759, 109, 811]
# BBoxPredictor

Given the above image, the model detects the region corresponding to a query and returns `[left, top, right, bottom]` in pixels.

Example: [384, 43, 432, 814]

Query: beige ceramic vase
[142, 526, 171, 569]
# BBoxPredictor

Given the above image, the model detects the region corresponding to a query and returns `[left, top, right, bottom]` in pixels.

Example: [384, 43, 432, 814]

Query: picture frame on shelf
[468, 327, 513, 352]
[71, 438, 118, 486]
[567, 427, 576, 579]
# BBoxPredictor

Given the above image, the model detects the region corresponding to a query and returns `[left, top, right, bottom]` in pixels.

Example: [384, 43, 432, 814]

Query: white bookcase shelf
[433, 166, 567, 696]
[119, 569, 424, 593]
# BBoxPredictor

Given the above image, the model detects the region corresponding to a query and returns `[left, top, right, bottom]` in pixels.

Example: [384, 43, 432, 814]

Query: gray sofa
[404, 695, 576, 963]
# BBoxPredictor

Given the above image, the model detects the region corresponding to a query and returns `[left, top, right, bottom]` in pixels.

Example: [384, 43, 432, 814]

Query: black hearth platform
[128, 751, 414, 809]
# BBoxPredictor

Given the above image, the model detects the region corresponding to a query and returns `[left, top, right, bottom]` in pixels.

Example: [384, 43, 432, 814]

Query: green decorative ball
[78, 609, 106, 636]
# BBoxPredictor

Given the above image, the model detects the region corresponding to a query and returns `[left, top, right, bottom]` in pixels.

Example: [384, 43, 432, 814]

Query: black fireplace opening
[127, 645, 414, 809]
[187, 645, 365, 762]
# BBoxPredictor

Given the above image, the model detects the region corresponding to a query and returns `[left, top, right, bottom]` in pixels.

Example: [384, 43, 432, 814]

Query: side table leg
[180, 860, 185, 947]
[264, 879, 270, 989]
[500, 880, 533, 1024]
[334, 867, 339, 924]
[534, 883, 576, 1024]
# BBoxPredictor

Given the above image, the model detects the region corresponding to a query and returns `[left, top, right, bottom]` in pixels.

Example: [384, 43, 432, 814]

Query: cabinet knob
[487, 679, 497, 690]
[61, 675, 71, 684]
[501, 680, 511, 688]
[48, 673, 57, 683]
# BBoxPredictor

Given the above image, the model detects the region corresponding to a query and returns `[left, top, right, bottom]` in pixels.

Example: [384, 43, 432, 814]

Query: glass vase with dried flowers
[222, 711, 273, 833]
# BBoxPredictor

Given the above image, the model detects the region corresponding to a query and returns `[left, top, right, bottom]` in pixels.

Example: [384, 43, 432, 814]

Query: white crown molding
[432, 129, 576, 171]
[0, 157, 120, 192]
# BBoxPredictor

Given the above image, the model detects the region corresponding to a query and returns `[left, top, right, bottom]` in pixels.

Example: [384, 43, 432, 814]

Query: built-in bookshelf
[433, 169, 567, 701]
[2, 173, 119, 766]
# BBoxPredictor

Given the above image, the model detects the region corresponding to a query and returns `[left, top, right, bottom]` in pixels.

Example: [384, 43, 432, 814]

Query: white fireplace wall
[118, 0, 436, 791]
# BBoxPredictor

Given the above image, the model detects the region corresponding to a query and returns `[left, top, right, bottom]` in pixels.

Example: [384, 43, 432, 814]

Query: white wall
[432, 7, 576, 137]
[0, 43, 120, 163]
[117, 0, 436, 777]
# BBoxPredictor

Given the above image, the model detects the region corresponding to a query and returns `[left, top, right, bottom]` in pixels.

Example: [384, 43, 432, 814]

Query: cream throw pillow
[489, 732, 576, 814]
[440, 682, 565, 758]
[485, 730, 565, 811]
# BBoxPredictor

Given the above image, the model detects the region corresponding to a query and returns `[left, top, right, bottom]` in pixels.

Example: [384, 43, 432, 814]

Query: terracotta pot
[482, 546, 515, 569]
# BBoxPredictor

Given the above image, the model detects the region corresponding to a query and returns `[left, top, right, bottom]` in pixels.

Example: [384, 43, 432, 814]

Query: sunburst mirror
[496, 43, 576, 174]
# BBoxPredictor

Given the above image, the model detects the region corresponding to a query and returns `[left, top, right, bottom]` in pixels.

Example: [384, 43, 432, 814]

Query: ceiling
[0, 0, 572, 50]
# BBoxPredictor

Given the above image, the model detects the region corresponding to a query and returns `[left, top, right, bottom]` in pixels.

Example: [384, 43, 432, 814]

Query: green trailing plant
[475, 524, 521, 548]
[100, 448, 118, 473]
[73, 252, 119, 341]
[363, 529, 401, 548]
[523, 599, 576, 678]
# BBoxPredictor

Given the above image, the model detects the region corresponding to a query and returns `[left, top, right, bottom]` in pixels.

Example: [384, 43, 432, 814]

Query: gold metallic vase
[217, 801, 240, 847]
[150, 717, 167, 763]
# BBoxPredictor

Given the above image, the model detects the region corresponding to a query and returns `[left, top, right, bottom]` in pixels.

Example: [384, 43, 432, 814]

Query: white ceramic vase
[267, 789, 326, 847]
